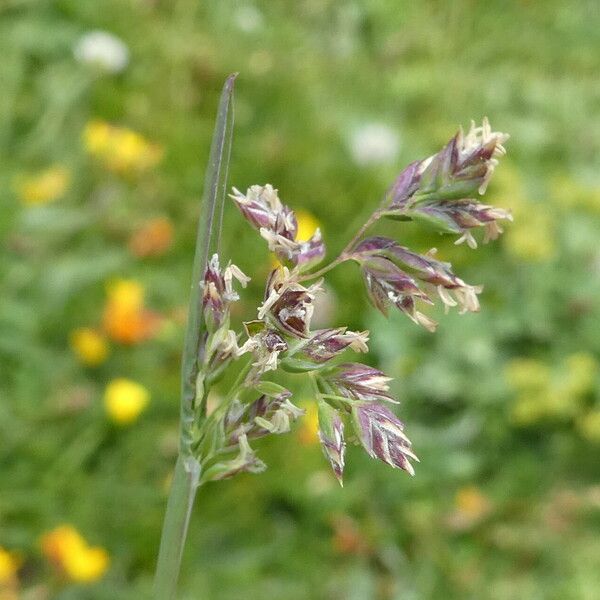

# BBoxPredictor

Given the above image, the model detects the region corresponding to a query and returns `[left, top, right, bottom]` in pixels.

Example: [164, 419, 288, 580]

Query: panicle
[205, 327, 240, 371]
[230, 184, 293, 232]
[294, 229, 326, 270]
[194, 117, 511, 487]
[458, 117, 509, 194]
[410, 201, 512, 249]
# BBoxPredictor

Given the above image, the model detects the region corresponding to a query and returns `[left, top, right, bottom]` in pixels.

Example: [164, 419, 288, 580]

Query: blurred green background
[1, 1, 600, 598]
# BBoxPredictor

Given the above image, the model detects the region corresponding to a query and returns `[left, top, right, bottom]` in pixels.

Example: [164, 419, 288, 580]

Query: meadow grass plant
[153, 75, 510, 599]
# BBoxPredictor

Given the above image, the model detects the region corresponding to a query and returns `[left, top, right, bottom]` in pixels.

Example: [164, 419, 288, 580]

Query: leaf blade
[180, 73, 237, 456]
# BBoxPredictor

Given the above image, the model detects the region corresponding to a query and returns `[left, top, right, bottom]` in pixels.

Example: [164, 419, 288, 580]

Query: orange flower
[455, 486, 491, 519]
[445, 485, 492, 531]
[40, 525, 109, 583]
[128, 217, 174, 258]
[330, 515, 368, 556]
[102, 279, 159, 344]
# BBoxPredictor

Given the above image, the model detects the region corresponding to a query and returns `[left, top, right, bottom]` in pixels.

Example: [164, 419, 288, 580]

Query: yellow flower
[0, 547, 19, 584]
[505, 358, 550, 391]
[504, 213, 555, 262]
[563, 352, 597, 397]
[103, 279, 158, 344]
[41, 525, 82, 563]
[106, 278, 144, 310]
[62, 547, 109, 583]
[40, 525, 109, 583]
[104, 378, 149, 425]
[491, 167, 555, 262]
[510, 392, 547, 426]
[70, 328, 109, 366]
[454, 486, 491, 521]
[83, 120, 112, 154]
[507, 354, 596, 426]
[84, 120, 162, 174]
[578, 411, 600, 443]
[551, 175, 600, 214]
[295, 210, 321, 242]
[270, 210, 321, 268]
[297, 401, 319, 445]
[446, 485, 492, 531]
[15, 165, 70, 206]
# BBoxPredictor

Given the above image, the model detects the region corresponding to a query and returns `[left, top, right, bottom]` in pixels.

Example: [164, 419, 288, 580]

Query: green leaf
[180, 74, 237, 457]
[254, 381, 289, 397]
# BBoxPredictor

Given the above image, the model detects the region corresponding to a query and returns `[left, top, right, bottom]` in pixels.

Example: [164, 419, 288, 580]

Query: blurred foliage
[1, 1, 600, 599]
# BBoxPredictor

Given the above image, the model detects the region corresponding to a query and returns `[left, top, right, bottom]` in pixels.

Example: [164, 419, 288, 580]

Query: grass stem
[153, 456, 201, 600]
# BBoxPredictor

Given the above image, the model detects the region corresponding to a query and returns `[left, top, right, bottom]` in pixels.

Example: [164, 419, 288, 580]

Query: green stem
[298, 210, 382, 282]
[153, 456, 201, 600]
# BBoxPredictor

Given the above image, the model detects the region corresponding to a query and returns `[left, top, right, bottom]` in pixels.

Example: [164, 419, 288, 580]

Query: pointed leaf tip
[225, 72, 239, 90]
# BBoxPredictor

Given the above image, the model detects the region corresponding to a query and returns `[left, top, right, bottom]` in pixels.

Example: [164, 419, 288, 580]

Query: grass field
[1, 1, 599, 598]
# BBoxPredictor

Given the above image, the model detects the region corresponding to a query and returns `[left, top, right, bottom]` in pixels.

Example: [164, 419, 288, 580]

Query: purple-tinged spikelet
[258, 267, 322, 338]
[302, 328, 369, 364]
[384, 119, 511, 247]
[201, 253, 249, 331]
[353, 237, 482, 316]
[359, 255, 437, 331]
[329, 363, 397, 404]
[230, 185, 325, 269]
[352, 402, 418, 475]
[318, 401, 346, 485]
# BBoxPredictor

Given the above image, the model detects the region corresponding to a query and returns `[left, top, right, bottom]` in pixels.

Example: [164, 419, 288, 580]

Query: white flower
[74, 31, 130, 74]
[233, 5, 265, 33]
[349, 122, 400, 167]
